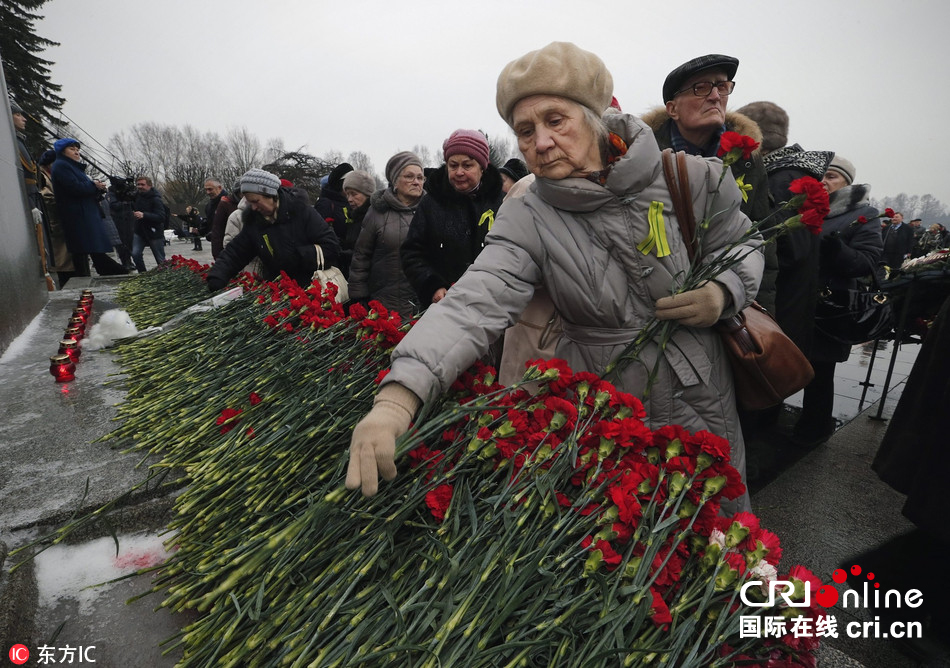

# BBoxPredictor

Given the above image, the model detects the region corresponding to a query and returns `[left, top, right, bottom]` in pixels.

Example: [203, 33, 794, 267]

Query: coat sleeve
[400, 197, 445, 305]
[222, 208, 243, 249]
[52, 163, 98, 198]
[836, 212, 884, 278]
[347, 211, 378, 300]
[691, 159, 765, 318]
[136, 194, 165, 226]
[385, 202, 541, 402]
[206, 226, 259, 291]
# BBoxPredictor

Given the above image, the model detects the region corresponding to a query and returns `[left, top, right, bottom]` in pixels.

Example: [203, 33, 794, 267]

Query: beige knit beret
[496, 42, 614, 125]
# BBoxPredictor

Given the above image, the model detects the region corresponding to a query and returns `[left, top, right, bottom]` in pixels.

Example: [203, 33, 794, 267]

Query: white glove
[654, 281, 728, 328]
[346, 383, 421, 496]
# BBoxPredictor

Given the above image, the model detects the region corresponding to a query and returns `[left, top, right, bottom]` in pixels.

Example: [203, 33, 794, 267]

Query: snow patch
[0, 311, 45, 364]
[35, 531, 178, 615]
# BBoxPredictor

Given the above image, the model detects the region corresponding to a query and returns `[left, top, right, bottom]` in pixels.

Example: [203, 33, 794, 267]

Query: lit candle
[49, 354, 76, 382]
[71, 308, 88, 323]
[58, 339, 81, 362]
[64, 326, 83, 342]
[67, 316, 86, 335]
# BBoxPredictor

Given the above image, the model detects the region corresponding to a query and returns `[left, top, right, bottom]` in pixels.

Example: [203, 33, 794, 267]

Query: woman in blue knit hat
[49, 138, 128, 280]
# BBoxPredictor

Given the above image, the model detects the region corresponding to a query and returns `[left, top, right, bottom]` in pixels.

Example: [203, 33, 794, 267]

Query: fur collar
[639, 107, 764, 155]
[827, 184, 872, 218]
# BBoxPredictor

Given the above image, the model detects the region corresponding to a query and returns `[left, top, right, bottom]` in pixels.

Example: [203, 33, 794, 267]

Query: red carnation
[248, 392, 262, 406]
[425, 484, 453, 522]
[857, 215, 868, 224]
[884, 208, 895, 218]
[717, 131, 760, 161]
[216, 407, 243, 434]
[648, 587, 673, 628]
[788, 176, 830, 235]
[594, 539, 623, 570]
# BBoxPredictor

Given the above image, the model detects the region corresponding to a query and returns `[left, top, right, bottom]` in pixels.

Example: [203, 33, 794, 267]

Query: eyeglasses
[675, 80, 735, 97]
[400, 174, 425, 182]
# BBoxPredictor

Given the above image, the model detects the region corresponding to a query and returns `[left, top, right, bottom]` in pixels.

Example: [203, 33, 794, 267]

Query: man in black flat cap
[642, 54, 772, 296]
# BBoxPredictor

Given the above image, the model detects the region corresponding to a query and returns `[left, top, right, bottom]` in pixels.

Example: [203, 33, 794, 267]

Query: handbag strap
[314, 243, 325, 270]
[662, 149, 762, 352]
[661, 148, 697, 263]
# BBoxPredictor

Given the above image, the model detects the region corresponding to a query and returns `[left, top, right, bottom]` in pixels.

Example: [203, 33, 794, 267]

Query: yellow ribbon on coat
[637, 201, 672, 257]
[478, 209, 495, 231]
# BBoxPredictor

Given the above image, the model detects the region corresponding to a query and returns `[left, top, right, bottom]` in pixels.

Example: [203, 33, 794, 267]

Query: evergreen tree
[0, 0, 65, 154]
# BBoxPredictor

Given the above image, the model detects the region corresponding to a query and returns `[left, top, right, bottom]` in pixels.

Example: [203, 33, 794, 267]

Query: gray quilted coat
[383, 113, 763, 512]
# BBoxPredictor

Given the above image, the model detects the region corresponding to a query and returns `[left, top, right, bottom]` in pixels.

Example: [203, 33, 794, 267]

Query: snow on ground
[35, 531, 178, 615]
[0, 310, 45, 364]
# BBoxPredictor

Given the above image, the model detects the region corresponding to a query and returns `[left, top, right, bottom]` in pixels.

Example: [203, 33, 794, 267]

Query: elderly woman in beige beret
[347, 42, 763, 513]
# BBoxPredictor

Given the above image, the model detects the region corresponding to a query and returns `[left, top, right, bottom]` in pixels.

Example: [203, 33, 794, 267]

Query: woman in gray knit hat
[206, 168, 341, 291]
[347, 42, 762, 515]
[348, 152, 426, 316]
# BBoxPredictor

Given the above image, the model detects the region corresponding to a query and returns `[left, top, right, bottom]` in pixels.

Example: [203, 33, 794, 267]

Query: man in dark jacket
[131, 176, 167, 272]
[641, 54, 773, 310]
[204, 178, 237, 259]
[206, 169, 341, 291]
[882, 212, 915, 271]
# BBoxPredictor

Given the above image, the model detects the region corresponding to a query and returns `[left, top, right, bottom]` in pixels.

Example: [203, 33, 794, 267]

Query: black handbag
[815, 275, 893, 344]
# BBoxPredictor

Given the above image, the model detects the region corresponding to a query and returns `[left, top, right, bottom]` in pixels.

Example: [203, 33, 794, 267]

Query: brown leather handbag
[661, 149, 814, 410]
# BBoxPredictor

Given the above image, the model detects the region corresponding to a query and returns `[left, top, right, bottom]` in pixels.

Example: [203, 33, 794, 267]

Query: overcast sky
[35, 0, 950, 207]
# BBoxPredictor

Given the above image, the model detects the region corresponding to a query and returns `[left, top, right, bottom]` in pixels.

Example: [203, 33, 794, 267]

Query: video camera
[108, 175, 138, 202]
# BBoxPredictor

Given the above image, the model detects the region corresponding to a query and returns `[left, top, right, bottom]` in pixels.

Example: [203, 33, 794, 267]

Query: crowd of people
[11, 43, 950, 507]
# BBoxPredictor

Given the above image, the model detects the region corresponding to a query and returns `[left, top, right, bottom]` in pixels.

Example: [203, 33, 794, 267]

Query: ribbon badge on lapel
[734, 175, 752, 203]
[478, 209, 495, 231]
[637, 201, 672, 257]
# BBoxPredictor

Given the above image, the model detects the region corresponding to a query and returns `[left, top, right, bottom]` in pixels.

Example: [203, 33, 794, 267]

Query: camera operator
[131, 176, 168, 271]
[107, 181, 136, 272]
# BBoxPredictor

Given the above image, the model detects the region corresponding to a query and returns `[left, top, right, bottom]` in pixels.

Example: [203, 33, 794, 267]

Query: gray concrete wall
[0, 62, 49, 357]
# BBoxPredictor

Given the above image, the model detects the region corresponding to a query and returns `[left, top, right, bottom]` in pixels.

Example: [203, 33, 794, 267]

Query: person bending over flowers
[347, 42, 763, 514]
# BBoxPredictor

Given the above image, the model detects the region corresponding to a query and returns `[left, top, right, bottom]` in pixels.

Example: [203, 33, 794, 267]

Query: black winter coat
[882, 223, 915, 270]
[132, 187, 166, 240]
[50, 153, 112, 254]
[206, 190, 342, 291]
[337, 199, 369, 279]
[872, 294, 950, 542]
[206, 190, 237, 259]
[812, 184, 883, 362]
[762, 145, 834, 357]
[315, 188, 349, 234]
[401, 164, 504, 306]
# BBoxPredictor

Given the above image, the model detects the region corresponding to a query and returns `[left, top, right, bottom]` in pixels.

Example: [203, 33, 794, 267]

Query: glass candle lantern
[58, 339, 81, 362]
[64, 326, 83, 342]
[49, 354, 76, 382]
[67, 316, 86, 335]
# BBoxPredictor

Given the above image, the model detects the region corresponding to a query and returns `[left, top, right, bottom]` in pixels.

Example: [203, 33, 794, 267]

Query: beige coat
[384, 114, 763, 511]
